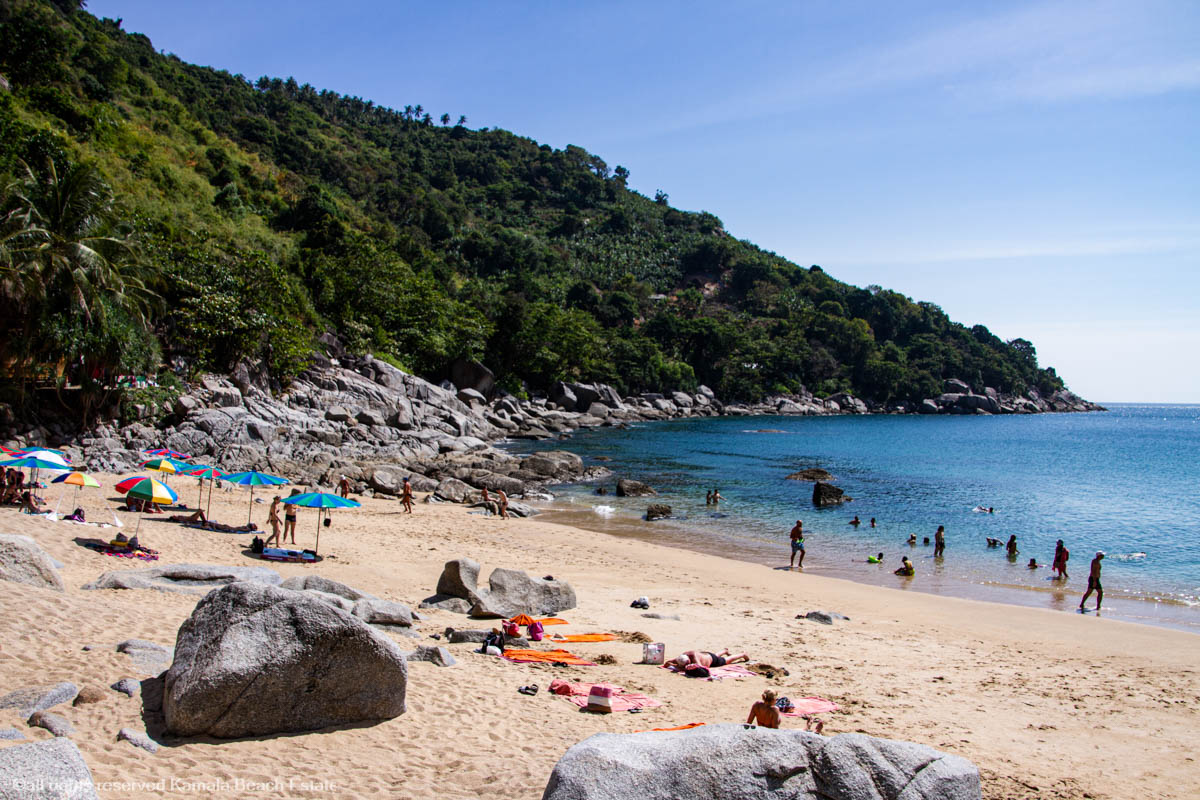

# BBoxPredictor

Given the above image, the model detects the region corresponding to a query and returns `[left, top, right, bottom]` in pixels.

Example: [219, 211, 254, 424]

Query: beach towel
[81, 542, 160, 561]
[549, 633, 618, 643]
[182, 522, 258, 534]
[641, 723, 705, 732]
[259, 547, 318, 563]
[501, 648, 597, 666]
[549, 679, 663, 712]
[663, 663, 756, 681]
[539, 617, 569, 626]
[779, 697, 839, 717]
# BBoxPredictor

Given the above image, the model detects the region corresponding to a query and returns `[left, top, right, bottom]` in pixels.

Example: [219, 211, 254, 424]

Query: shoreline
[530, 503, 1200, 635]
[1, 475, 1198, 799]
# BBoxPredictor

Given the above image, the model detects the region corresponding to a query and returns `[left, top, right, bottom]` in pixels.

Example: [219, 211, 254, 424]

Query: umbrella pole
[197, 480, 203, 511]
[206, 477, 214, 520]
[315, 509, 321, 555]
[247, 486, 254, 525]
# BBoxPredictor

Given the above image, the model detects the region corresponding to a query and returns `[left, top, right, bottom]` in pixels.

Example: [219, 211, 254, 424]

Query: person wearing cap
[337, 475, 351, 498]
[1079, 552, 1105, 611]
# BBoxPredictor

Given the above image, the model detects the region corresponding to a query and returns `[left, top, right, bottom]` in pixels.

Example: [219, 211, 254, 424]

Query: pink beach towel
[550, 679, 663, 712]
[780, 697, 840, 717]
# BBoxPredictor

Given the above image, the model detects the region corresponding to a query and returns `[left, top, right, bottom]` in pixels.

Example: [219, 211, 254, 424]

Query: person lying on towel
[669, 648, 749, 670]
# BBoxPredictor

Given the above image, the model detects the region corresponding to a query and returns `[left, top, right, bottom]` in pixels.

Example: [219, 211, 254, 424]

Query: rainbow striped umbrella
[144, 447, 190, 459]
[282, 492, 360, 554]
[50, 471, 100, 515]
[115, 475, 152, 494]
[224, 470, 290, 524]
[123, 477, 178, 535]
[141, 457, 190, 475]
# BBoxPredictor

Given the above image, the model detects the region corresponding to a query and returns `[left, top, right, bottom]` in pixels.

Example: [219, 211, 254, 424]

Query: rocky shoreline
[3, 344, 1104, 507]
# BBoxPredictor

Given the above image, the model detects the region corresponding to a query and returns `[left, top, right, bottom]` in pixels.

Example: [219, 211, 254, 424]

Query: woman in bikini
[266, 496, 283, 547]
[284, 490, 300, 544]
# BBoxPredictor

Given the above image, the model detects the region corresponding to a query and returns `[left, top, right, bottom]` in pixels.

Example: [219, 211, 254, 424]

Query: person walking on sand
[400, 477, 414, 513]
[789, 520, 805, 569]
[1053, 540, 1070, 579]
[747, 690, 781, 728]
[497, 489, 509, 519]
[265, 495, 283, 547]
[1079, 552, 1104, 611]
[283, 489, 300, 544]
[337, 475, 351, 498]
[934, 525, 946, 557]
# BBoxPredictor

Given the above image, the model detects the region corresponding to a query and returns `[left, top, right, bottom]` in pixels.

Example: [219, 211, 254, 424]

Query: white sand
[1, 477, 1197, 799]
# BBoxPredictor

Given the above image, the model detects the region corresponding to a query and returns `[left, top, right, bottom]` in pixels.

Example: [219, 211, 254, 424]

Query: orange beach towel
[501, 648, 597, 666]
[508, 615, 570, 626]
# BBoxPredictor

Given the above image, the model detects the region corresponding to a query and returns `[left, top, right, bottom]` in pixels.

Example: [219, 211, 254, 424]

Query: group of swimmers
[705, 489, 723, 505]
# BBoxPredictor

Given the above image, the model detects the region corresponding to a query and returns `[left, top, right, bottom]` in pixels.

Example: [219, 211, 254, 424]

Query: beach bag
[503, 620, 521, 638]
[251, 536, 265, 554]
[641, 642, 666, 665]
[775, 697, 795, 712]
[586, 683, 616, 713]
[527, 620, 544, 641]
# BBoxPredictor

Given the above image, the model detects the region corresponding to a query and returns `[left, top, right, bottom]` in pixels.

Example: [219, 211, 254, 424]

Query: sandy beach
[2, 477, 1198, 800]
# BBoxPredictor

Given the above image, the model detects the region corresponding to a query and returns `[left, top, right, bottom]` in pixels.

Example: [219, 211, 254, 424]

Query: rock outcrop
[0, 534, 63, 591]
[646, 504, 672, 521]
[541, 725, 981, 800]
[812, 482, 850, 507]
[163, 581, 408, 738]
[83, 563, 281, 594]
[616, 478, 656, 497]
[0, 738, 99, 800]
[425, 558, 576, 618]
[786, 468, 832, 482]
[0, 682, 78, 718]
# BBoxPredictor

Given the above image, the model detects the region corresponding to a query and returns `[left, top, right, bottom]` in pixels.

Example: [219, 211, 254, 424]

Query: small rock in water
[117, 728, 159, 753]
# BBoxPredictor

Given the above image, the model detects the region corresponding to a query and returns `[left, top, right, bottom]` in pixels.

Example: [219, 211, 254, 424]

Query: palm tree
[4, 159, 156, 326]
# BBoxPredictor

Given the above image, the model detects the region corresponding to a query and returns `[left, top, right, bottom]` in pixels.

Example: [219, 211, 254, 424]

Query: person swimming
[867, 552, 884, 564]
[907, 533, 917, 546]
[849, 515, 861, 526]
[1027, 558, 1040, 569]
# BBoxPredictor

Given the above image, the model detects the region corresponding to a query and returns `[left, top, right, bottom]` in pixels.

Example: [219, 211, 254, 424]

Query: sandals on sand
[518, 684, 539, 696]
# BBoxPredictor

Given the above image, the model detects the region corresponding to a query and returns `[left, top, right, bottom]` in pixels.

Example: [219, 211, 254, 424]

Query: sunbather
[19, 491, 46, 514]
[168, 510, 207, 524]
[747, 690, 781, 728]
[669, 648, 749, 670]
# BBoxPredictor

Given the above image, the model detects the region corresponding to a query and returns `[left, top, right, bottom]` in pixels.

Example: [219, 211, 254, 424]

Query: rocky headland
[2, 340, 1103, 505]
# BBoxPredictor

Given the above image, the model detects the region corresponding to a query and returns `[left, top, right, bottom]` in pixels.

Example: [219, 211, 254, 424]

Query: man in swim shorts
[1079, 551, 1104, 611]
[789, 520, 805, 568]
[934, 525, 945, 557]
[670, 649, 749, 670]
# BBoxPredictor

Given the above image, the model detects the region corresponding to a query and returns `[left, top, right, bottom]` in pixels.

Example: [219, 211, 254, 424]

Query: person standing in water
[789, 520, 805, 569]
[1052, 540, 1070, 579]
[934, 525, 946, 557]
[1006, 535, 1019, 557]
[710, 488, 723, 504]
[1079, 552, 1104, 611]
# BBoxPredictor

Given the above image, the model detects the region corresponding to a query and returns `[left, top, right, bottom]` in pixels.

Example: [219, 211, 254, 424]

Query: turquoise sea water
[507, 404, 1200, 632]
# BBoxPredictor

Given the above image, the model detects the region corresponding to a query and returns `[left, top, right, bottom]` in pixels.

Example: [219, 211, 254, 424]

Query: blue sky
[87, 0, 1200, 402]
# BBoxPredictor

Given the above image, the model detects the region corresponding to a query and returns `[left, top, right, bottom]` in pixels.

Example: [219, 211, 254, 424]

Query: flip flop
[518, 684, 539, 696]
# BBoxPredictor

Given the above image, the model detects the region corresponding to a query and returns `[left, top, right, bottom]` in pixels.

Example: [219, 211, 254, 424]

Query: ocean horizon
[507, 403, 1200, 633]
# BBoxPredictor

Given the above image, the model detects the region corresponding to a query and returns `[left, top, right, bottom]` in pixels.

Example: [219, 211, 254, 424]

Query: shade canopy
[223, 470, 289, 486]
[282, 492, 361, 509]
[1, 455, 70, 472]
[141, 457, 190, 474]
[185, 465, 226, 480]
[144, 447, 190, 459]
[124, 477, 178, 505]
[51, 471, 100, 488]
[115, 475, 152, 494]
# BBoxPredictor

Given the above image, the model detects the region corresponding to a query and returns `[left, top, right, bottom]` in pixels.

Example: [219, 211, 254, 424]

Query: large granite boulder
[0, 682, 78, 717]
[0, 534, 64, 591]
[436, 558, 481, 601]
[550, 382, 578, 412]
[786, 468, 832, 482]
[280, 574, 375, 602]
[521, 451, 584, 480]
[469, 568, 576, 619]
[163, 582, 408, 738]
[352, 598, 414, 627]
[450, 359, 496, 399]
[83, 563, 281, 594]
[433, 477, 473, 503]
[0, 738, 99, 800]
[616, 478, 657, 497]
[646, 504, 672, 521]
[812, 482, 850, 507]
[541, 725, 980, 800]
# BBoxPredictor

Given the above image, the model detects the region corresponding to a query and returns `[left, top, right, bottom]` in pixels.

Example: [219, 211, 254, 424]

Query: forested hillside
[0, 0, 1068, 414]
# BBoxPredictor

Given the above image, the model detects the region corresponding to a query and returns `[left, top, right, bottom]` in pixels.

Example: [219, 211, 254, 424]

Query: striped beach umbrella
[224, 470, 290, 524]
[115, 475, 152, 494]
[185, 465, 226, 517]
[144, 447, 190, 459]
[282, 491, 360, 554]
[141, 457, 190, 476]
[50, 471, 100, 515]
[123, 477, 179, 535]
[1, 454, 71, 487]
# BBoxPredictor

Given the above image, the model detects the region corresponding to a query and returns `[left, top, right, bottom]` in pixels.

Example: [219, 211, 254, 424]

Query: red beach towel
[780, 697, 840, 716]
[548, 679, 663, 712]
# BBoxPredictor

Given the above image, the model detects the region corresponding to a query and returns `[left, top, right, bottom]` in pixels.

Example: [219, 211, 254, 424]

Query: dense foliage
[0, 0, 1067, 411]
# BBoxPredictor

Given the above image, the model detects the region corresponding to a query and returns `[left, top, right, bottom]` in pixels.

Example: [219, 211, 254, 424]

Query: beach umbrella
[140, 457, 190, 477]
[124, 477, 179, 535]
[50, 470, 100, 515]
[185, 465, 226, 517]
[282, 491, 360, 554]
[223, 470, 290, 524]
[1, 454, 71, 488]
[115, 475, 152, 494]
[144, 447, 190, 459]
